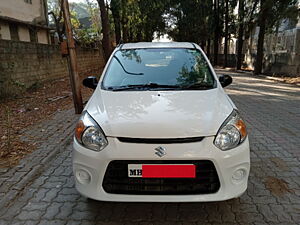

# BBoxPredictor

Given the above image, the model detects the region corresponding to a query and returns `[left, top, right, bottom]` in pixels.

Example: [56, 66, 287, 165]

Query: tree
[97, 0, 113, 61]
[236, 0, 259, 70]
[223, 0, 229, 68]
[110, 0, 170, 43]
[213, 0, 220, 66]
[254, 0, 298, 74]
[236, 0, 244, 70]
[224, 0, 238, 68]
[110, 0, 121, 44]
[74, 0, 102, 47]
[166, 0, 213, 45]
[48, 0, 65, 42]
[48, 0, 101, 46]
[254, 0, 268, 74]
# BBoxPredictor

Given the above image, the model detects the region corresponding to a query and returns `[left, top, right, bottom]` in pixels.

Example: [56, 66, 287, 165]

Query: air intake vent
[117, 136, 204, 144]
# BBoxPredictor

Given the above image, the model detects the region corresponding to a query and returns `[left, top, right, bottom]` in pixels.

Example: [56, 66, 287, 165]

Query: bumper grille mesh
[102, 160, 220, 195]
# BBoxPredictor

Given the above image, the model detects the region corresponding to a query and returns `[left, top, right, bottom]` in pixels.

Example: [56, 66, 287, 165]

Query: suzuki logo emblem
[155, 146, 166, 157]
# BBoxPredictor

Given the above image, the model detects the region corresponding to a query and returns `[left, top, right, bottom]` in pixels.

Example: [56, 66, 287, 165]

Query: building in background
[0, 0, 50, 44]
[244, 1, 300, 75]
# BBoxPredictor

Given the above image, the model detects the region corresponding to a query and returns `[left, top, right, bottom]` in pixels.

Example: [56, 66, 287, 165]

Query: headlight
[214, 110, 247, 151]
[75, 111, 108, 151]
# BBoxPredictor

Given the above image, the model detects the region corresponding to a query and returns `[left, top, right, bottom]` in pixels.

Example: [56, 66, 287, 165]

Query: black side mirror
[219, 74, 232, 88]
[83, 76, 98, 89]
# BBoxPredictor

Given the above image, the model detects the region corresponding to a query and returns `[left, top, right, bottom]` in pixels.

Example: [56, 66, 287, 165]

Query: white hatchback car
[73, 42, 250, 202]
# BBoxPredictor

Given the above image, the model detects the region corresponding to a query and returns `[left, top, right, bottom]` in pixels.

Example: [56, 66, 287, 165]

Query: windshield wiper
[107, 83, 181, 91]
[106, 82, 214, 91]
[113, 56, 144, 75]
[182, 82, 214, 90]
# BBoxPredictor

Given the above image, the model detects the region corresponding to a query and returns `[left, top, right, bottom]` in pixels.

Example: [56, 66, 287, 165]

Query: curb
[215, 68, 300, 87]
[260, 75, 300, 87]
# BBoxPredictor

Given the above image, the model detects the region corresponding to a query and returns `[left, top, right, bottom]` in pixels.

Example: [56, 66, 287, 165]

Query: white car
[73, 42, 250, 202]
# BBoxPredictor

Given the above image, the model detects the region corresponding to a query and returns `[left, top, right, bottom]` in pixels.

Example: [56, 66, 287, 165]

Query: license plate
[128, 164, 196, 178]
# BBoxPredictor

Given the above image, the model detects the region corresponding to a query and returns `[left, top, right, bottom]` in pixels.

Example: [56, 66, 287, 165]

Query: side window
[9, 24, 19, 41]
[24, 0, 33, 4]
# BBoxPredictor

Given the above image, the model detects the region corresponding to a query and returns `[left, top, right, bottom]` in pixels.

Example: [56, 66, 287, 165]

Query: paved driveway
[0, 70, 300, 225]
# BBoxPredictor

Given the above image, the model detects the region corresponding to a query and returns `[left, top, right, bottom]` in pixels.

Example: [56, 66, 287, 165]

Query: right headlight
[214, 110, 247, 151]
[75, 111, 108, 151]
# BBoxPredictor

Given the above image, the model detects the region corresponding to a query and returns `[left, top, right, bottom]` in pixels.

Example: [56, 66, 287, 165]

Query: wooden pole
[62, 0, 83, 114]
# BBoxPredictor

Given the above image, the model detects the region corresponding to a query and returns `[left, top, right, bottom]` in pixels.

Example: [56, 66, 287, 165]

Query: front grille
[117, 137, 204, 144]
[102, 160, 220, 195]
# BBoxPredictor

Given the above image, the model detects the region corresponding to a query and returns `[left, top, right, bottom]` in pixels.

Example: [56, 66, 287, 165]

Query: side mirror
[83, 76, 98, 89]
[219, 74, 232, 88]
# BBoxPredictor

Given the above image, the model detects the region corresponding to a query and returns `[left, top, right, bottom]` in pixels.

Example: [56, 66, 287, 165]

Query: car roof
[120, 42, 196, 50]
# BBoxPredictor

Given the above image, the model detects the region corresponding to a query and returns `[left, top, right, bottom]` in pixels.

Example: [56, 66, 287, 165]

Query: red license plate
[142, 164, 196, 178]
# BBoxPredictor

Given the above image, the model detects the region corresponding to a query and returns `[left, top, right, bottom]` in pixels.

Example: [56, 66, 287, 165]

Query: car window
[102, 48, 215, 89]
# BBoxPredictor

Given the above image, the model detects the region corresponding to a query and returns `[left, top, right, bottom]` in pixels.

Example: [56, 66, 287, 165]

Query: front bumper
[72, 136, 250, 202]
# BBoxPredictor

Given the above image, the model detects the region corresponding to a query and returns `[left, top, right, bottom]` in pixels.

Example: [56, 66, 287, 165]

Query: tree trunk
[254, 0, 267, 75]
[223, 0, 229, 68]
[207, 39, 211, 59]
[121, 0, 128, 42]
[111, 0, 121, 44]
[236, 0, 244, 70]
[213, 0, 219, 66]
[97, 0, 113, 61]
[201, 41, 206, 50]
[114, 17, 121, 44]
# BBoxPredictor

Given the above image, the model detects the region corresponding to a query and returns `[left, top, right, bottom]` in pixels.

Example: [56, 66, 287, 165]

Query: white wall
[0, 21, 11, 40]
[0, 0, 46, 23]
[18, 26, 31, 42]
[37, 29, 48, 44]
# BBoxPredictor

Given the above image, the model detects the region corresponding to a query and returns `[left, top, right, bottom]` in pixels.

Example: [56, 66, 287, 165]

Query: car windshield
[102, 48, 215, 91]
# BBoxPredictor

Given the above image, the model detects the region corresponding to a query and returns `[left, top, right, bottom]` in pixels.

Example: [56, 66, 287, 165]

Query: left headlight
[75, 111, 108, 151]
[214, 110, 247, 151]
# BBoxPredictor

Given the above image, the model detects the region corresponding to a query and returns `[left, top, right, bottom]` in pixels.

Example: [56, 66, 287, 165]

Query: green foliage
[47, 0, 299, 59]
[47, 0, 102, 46]
[77, 1, 102, 45]
[110, 0, 171, 42]
[166, 0, 214, 43]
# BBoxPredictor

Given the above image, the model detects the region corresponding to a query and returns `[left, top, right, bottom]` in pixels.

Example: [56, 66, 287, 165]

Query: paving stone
[17, 210, 45, 221]
[10, 221, 26, 225]
[23, 202, 50, 211]
[43, 202, 62, 220]
[0, 220, 10, 225]
[65, 221, 81, 225]
[31, 188, 49, 202]
[270, 204, 293, 223]
[257, 204, 279, 223]
[31, 176, 49, 188]
[37, 220, 66, 225]
[235, 212, 264, 223]
[24, 221, 39, 225]
[54, 202, 75, 219]
[69, 210, 97, 221]
[41, 188, 60, 202]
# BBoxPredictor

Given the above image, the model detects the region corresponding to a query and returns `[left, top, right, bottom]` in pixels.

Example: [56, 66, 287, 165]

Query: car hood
[86, 88, 234, 138]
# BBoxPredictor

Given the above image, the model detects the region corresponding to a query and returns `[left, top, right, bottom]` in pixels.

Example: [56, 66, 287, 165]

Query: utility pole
[62, 0, 83, 114]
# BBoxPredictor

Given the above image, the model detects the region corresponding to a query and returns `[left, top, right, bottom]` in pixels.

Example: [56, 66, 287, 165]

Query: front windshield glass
[102, 48, 215, 90]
